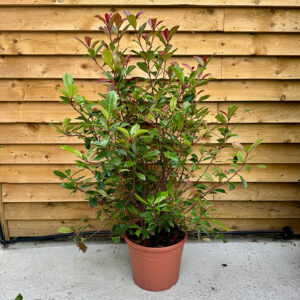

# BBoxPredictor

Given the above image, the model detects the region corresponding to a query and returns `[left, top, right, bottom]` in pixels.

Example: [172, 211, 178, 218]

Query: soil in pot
[128, 225, 186, 247]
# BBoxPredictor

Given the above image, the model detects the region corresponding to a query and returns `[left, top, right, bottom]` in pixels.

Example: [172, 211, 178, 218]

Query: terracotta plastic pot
[125, 232, 187, 291]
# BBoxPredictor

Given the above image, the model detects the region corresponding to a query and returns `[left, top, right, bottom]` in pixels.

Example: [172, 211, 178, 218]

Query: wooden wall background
[0, 0, 300, 240]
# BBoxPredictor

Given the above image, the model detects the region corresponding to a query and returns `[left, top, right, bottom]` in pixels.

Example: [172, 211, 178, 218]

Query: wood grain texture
[4, 201, 300, 220]
[2, 183, 84, 203]
[1, 102, 298, 123]
[214, 183, 300, 201]
[221, 57, 300, 79]
[1, 144, 299, 164]
[0, 164, 299, 183]
[2, 56, 300, 79]
[224, 8, 300, 32]
[1, 123, 299, 144]
[1, 7, 299, 32]
[1, 0, 300, 6]
[2, 32, 300, 56]
[0, 56, 221, 79]
[1, 79, 300, 102]
[218, 102, 300, 123]
[7, 218, 300, 237]
[0, 7, 224, 32]
[2, 183, 299, 203]
[0, 185, 10, 240]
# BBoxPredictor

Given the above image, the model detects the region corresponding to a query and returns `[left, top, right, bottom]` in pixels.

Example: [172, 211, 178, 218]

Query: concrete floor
[0, 238, 299, 300]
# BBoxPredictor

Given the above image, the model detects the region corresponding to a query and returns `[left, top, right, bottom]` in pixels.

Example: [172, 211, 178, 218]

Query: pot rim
[125, 231, 187, 253]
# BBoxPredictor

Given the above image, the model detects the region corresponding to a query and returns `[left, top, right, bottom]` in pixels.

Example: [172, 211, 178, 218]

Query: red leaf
[95, 15, 106, 23]
[148, 18, 157, 30]
[105, 13, 111, 23]
[113, 12, 122, 29]
[182, 63, 192, 71]
[161, 28, 169, 41]
[77, 243, 87, 253]
[84, 36, 92, 48]
[135, 11, 143, 19]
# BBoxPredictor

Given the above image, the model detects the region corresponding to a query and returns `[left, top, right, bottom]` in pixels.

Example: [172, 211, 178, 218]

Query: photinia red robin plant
[53, 11, 264, 249]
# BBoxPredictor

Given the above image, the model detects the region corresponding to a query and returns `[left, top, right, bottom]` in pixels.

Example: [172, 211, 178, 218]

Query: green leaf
[214, 188, 226, 194]
[112, 236, 121, 243]
[98, 105, 110, 119]
[139, 22, 147, 35]
[103, 91, 118, 115]
[94, 136, 110, 147]
[134, 193, 149, 205]
[15, 294, 23, 300]
[136, 172, 146, 180]
[164, 151, 178, 161]
[61, 182, 75, 190]
[143, 150, 160, 159]
[245, 164, 252, 173]
[62, 118, 71, 128]
[60, 145, 83, 158]
[117, 127, 130, 139]
[124, 161, 135, 168]
[102, 48, 114, 69]
[63, 72, 73, 92]
[154, 191, 168, 204]
[170, 97, 177, 112]
[227, 105, 238, 119]
[111, 156, 121, 166]
[248, 138, 264, 153]
[228, 182, 235, 191]
[136, 62, 148, 73]
[237, 150, 246, 163]
[215, 113, 227, 124]
[127, 14, 137, 28]
[53, 170, 67, 179]
[130, 124, 140, 136]
[58, 227, 73, 234]
[133, 129, 148, 139]
[256, 164, 267, 169]
[173, 65, 184, 84]
[168, 178, 176, 201]
[89, 197, 98, 208]
[203, 171, 214, 182]
[239, 175, 247, 188]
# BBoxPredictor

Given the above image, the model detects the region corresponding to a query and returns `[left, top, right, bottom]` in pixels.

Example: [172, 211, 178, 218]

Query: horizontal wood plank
[218, 102, 300, 123]
[1, 123, 299, 144]
[225, 8, 300, 32]
[0, 56, 221, 79]
[2, 183, 84, 202]
[7, 218, 300, 237]
[4, 201, 300, 220]
[3, 182, 299, 203]
[1, 144, 299, 164]
[221, 57, 300, 79]
[2, 56, 300, 79]
[0, 102, 298, 123]
[0, 7, 224, 32]
[214, 183, 300, 201]
[0, 164, 298, 183]
[2, 32, 300, 56]
[1, 79, 299, 102]
[1, 0, 300, 7]
[0, 8, 299, 32]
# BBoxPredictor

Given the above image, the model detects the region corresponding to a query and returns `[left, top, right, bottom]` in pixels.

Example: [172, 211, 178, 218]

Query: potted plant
[53, 11, 264, 291]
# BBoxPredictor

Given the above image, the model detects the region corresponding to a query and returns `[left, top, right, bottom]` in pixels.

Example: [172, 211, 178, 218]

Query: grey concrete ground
[0, 238, 299, 300]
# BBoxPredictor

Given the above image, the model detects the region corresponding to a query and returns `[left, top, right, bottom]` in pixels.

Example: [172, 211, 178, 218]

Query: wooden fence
[0, 1, 300, 240]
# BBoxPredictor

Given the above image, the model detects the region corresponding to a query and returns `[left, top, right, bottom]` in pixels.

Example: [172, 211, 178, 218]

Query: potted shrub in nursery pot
[53, 11, 264, 291]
